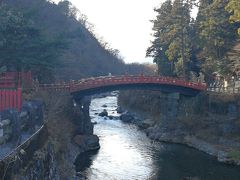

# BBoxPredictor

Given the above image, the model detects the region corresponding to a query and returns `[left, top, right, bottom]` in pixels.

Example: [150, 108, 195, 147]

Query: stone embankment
[118, 90, 240, 166]
[0, 99, 45, 179]
[0, 100, 44, 148]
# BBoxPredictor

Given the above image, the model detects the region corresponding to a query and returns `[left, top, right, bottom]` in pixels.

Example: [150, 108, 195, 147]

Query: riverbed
[75, 94, 240, 180]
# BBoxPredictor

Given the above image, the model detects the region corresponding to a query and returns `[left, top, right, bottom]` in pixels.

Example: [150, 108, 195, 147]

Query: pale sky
[52, 0, 162, 64]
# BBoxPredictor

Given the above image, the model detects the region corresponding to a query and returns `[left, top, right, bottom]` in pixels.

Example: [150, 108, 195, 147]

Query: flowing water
[75, 94, 240, 180]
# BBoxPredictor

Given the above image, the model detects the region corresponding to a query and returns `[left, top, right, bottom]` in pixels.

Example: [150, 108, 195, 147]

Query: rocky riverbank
[5, 91, 99, 179]
[118, 90, 240, 166]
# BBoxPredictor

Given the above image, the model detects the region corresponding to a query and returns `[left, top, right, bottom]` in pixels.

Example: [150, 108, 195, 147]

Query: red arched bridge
[39, 75, 207, 97]
[0, 73, 206, 111]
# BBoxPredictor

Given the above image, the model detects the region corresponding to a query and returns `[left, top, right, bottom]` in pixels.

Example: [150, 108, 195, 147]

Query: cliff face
[2, 92, 98, 179]
[118, 90, 240, 165]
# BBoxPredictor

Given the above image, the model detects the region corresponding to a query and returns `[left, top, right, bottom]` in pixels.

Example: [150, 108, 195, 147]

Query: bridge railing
[71, 75, 206, 91]
[207, 87, 240, 94]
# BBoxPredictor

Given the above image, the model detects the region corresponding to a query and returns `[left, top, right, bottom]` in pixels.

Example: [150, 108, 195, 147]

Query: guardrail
[207, 87, 240, 94]
[0, 125, 47, 179]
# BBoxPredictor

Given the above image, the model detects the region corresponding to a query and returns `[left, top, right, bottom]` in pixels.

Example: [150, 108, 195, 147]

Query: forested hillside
[1, 0, 152, 83]
[2, 0, 126, 81]
[147, 0, 240, 83]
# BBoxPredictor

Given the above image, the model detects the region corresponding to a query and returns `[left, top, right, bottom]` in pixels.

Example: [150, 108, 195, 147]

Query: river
[75, 93, 240, 180]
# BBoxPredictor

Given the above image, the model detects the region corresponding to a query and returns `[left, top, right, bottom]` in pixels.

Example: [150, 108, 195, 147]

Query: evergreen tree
[146, 0, 173, 76]
[165, 0, 193, 78]
[196, 0, 237, 77]
[147, 0, 197, 79]
[58, 0, 78, 18]
[0, 4, 65, 81]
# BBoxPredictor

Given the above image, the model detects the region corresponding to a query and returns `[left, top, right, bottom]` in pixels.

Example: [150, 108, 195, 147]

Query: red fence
[0, 88, 22, 112]
[0, 72, 31, 112]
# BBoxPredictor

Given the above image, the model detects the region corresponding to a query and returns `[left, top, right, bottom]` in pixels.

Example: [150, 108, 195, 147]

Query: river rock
[74, 135, 100, 151]
[102, 104, 107, 108]
[106, 115, 112, 120]
[136, 121, 151, 129]
[120, 112, 134, 122]
[99, 109, 108, 117]
[75, 172, 87, 180]
[1, 119, 11, 127]
[92, 121, 97, 125]
[20, 111, 28, 118]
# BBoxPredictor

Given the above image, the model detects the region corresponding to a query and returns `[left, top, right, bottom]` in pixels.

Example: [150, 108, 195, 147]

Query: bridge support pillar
[160, 92, 179, 129]
[74, 96, 93, 135]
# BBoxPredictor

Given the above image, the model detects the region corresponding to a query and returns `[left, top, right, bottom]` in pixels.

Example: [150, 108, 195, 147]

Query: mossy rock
[0, 137, 5, 145]
[229, 150, 240, 161]
[3, 126, 12, 136]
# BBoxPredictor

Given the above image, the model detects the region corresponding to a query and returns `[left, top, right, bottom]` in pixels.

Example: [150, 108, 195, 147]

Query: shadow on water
[152, 143, 240, 180]
[74, 94, 240, 180]
[74, 150, 99, 172]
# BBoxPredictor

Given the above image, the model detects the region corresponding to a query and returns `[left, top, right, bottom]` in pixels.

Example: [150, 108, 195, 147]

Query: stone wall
[0, 100, 44, 147]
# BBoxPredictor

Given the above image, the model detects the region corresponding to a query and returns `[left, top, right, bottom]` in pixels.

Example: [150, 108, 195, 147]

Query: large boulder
[136, 121, 151, 130]
[0, 109, 20, 143]
[99, 109, 108, 117]
[74, 135, 100, 151]
[120, 111, 135, 123]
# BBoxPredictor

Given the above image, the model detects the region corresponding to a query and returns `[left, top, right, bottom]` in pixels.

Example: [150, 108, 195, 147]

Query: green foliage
[229, 150, 240, 161]
[0, 4, 66, 81]
[146, 0, 173, 76]
[196, 0, 238, 77]
[147, 0, 198, 78]
[148, 0, 239, 81]
[58, 0, 78, 18]
[225, 0, 240, 34]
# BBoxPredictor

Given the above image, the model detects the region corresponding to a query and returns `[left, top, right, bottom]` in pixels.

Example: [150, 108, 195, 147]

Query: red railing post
[13, 89, 17, 110]
[0, 90, 2, 111]
[2, 90, 6, 111]
[5, 90, 9, 110]
[9, 90, 13, 109]
[17, 88, 22, 112]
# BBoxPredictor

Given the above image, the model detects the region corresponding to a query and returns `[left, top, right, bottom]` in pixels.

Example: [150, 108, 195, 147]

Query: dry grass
[32, 91, 77, 178]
